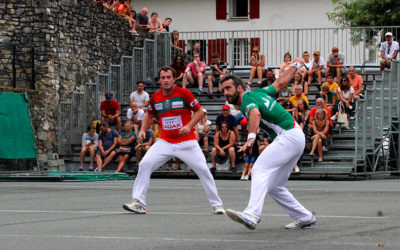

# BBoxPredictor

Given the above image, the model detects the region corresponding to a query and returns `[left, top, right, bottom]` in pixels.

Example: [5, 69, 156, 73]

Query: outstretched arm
[273, 57, 303, 93]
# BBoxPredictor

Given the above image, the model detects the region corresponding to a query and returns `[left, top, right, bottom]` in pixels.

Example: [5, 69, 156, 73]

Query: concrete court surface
[0, 179, 399, 250]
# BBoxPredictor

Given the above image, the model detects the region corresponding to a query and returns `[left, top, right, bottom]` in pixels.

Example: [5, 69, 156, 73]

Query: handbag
[118, 145, 131, 153]
[336, 103, 349, 129]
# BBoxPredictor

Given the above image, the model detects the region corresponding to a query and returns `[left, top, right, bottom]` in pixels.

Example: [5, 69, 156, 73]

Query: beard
[225, 89, 241, 106]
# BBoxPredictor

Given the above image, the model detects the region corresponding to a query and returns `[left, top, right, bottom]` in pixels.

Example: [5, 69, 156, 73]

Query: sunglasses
[253, 50, 258, 52]
[221, 126, 228, 128]
[332, 49, 338, 52]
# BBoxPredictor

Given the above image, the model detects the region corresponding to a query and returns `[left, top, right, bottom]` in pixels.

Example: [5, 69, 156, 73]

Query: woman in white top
[197, 108, 213, 155]
[275, 52, 292, 79]
[338, 76, 354, 114]
[249, 46, 265, 85]
[149, 12, 165, 32]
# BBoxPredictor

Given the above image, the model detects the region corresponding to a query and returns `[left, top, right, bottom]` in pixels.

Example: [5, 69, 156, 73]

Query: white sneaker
[123, 199, 146, 214]
[285, 212, 317, 229]
[213, 206, 225, 214]
[294, 165, 300, 173]
[226, 209, 258, 230]
[240, 175, 245, 180]
[323, 146, 328, 152]
[244, 175, 249, 180]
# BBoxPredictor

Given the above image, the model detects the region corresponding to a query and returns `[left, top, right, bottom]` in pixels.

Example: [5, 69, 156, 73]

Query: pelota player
[123, 66, 225, 215]
[222, 58, 317, 230]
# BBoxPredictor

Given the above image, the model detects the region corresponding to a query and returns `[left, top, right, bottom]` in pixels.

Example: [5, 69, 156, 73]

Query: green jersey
[241, 86, 295, 139]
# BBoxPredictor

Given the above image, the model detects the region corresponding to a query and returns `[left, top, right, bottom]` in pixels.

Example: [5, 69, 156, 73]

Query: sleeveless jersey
[241, 85, 295, 139]
[148, 86, 201, 143]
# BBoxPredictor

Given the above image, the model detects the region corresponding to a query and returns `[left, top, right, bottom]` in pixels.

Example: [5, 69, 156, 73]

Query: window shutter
[249, 0, 259, 19]
[216, 0, 227, 20]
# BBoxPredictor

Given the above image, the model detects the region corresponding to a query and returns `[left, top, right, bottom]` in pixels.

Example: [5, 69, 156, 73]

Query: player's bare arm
[238, 108, 261, 153]
[138, 111, 154, 141]
[272, 57, 303, 93]
[178, 108, 204, 135]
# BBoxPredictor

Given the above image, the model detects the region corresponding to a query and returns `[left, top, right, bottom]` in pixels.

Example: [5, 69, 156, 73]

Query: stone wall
[0, 0, 141, 158]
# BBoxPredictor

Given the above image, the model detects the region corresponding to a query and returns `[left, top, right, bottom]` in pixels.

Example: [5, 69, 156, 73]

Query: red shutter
[250, 38, 260, 53]
[249, 0, 259, 19]
[216, 0, 227, 20]
[208, 39, 227, 65]
[178, 40, 186, 52]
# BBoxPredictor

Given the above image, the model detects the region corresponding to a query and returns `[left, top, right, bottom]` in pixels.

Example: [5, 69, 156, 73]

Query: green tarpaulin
[0, 92, 37, 159]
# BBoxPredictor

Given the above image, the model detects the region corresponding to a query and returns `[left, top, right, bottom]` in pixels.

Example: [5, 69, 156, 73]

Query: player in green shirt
[222, 58, 317, 230]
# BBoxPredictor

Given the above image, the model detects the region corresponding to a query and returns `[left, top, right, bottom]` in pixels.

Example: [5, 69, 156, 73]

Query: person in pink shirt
[347, 66, 363, 100]
[182, 52, 206, 95]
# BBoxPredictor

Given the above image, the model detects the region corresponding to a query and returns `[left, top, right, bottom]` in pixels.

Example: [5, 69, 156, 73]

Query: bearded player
[123, 66, 225, 215]
[222, 58, 317, 230]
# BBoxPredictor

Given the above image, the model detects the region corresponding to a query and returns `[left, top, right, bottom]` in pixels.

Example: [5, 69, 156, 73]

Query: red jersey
[148, 86, 201, 143]
[100, 100, 120, 116]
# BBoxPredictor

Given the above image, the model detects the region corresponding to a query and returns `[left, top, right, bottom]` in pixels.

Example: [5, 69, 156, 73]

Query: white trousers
[244, 126, 312, 222]
[132, 139, 223, 207]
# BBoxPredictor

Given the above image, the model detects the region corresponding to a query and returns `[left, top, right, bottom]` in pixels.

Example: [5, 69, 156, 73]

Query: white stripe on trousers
[244, 126, 313, 222]
[132, 139, 223, 207]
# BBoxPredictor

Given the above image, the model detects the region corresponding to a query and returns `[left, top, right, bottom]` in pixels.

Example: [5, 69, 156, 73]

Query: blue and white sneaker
[285, 212, 317, 229]
[123, 199, 146, 214]
[226, 209, 258, 230]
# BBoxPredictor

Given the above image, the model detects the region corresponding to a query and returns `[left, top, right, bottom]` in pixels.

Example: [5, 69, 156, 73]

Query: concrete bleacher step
[299, 162, 354, 174]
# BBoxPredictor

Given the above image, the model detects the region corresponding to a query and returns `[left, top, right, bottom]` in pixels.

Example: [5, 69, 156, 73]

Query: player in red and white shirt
[123, 66, 224, 215]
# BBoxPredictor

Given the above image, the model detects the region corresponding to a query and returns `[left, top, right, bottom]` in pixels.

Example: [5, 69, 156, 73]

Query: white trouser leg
[132, 139, 172, 205]
[244, 127, 312, 222]
[174, 140, 223, 207]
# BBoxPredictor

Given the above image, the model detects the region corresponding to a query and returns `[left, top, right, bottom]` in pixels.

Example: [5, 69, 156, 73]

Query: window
[216, 0, 259, 20]
[229, 0, 248, 19]
[233, 39, 249, 66]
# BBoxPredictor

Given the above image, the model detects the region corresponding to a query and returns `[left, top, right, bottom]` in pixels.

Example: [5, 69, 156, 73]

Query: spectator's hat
[313, 50, 320, 56]
[385, 32, 393, 37]
[215, 152, 229, 164]
[222, 104, 230, 110]
[105, 92, 113, 99]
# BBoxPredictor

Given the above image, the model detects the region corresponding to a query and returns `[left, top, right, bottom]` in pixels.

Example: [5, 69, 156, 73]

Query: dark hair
[283, 100, 293, 109]
[303, 51, 309, 54]
[212, 53, 220, 59]
[267, 69, 273, 73]
[326, 73, 335, 79]
[173, 55, 184, 65]
[284, 52, 292, 61]
[165, 17, 172, 21]
[297, 99, 309, 112]
[220, 75, 244, 88]
[136, 81, 144, 86]
[158, 66, 176, 79]
[151, 12, 158, 17]
[87, 125, 95, 132]
[220, 121, 229, 128]
[340, 76, 350, 91]
[100, 122, 109, 128]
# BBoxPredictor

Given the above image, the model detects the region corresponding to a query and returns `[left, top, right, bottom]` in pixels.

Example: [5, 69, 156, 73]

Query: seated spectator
[277, 85, 291, 103]
[100, 92, 121, 132]
[79, 125, 98, 171]
[308, 98, 332, 134]
[102, 0, 118, 11]
[182, 52, 206, 95]
[380, 32, 399, 71]
[347, 66, 363, 100]
[274, 52, 292, 79]
[282, 100, 295, 115]
[187, 42, 203, 61]
[149, 12, 165, 32]
[299, 51, 313, 81]
[308, 50, 326, 85]
[338, 76, 354, 115]
[290, 84, 309, 107]
[207, 53, 227, 95]
[170, 55, 186, 84]
[167, 157, 181, 170]
[241, 131, 261, 181]
[116, 0, 136, 33]
[135, 129, 154, 164]
[248, 46, 265, 85]
[326, 46, 345, 83]
[292, 72, 308, 95]
[216, 104, 240, 142]
[129, 81, 149, 110]
[126, 101, 145, 134]
[296, 99, 310, 130]
[197, 108, 213, 156]
[320, 84, 337, 118]
[95, 122, 119, 172]
[210, 121, 236, 173]
[136, 7, 151, 31]
[260, 69, 275, 88]
[170, 30, 183, 51]
[322, 73, 339, 93]
[162, 17, 172, 32]
[225, 101, 247, 136]
[258, 131, 270, 154]
[115, 121, 137, 173]
[309, 109, 329, 162]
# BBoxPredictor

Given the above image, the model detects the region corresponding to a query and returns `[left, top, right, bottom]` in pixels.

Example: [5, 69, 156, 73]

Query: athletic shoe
[285, 212, 317, 229]
[213, 206, 225, 214]
[240, 175, 246, 180]
[244, 175, 249, 180]
[226, 209, 258, 230]
[294, 165, 300, 173]
[79, 166, 84, 171]
[196, 89, 202, 95]
[88, 166, 94, 171]
[123, 199, 146, 214]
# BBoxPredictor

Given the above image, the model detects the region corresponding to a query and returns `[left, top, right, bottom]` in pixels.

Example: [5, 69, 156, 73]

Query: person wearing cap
[380, 32, 399, 71]
[326, 46, 345, 83]
[215, 104, 240, 142]
[307, 50, 326, 86]
[197, 108, 213, 156]
[100, 92, 121, 132]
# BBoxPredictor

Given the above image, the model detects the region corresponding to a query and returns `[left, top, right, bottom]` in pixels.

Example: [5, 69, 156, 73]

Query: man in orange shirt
[347, 66, 363, 100]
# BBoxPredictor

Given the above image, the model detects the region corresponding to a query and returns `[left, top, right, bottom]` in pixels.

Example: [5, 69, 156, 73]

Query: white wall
[132, 0, 336, 32]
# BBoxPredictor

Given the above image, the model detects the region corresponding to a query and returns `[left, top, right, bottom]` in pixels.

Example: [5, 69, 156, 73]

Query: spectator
[149, 12, 165, 32]
[274, 52, 292, 79]
[197, 108, 213, 156]
[207, 53, 227, 95]
[282, 100, 295, 114]
[167, 158, 181, 171]
[296, 99, 310, 130]
[116, 0, 136, 33]
[307, 50, 326, 85]
[322, 73, 339, 93]
[380, 32, 399, 71]
[210, 121, 236, 173]
[347, 66, 363, 100]
[182, 52, 206, 95]
[126, 101, 145, 134]
[309, 109, 329, 162]
[215, 104, 240, 142]
[135, 129, 154, 164]
[129, 81, 150, 110]
[260, 69, 275, 88]
[277, 85, 291, 103]
[326, 46, 345, 83]
[225, 101, 247, 136]
[338, 76, 354, 115]
[136, 7, 151, 31]
[170, 30, 183, 51]
[299, 51, 313, 81]
[292, 72, 308, 96]
[248, 46, 265, 85]
[290, 84, 309, 107]
[79, 125, 98, 171]
[115, 121, 137, 173]
[258, 131, 270, 154]
[320, 85, 337, 118]
[100, 92, 121, 132]
[308, 98, 332, 130]
[102, 0, 117, 11]
[170, 55, 186, 84]
[162, 17, 172, 32]
[187, 42, 203, 61]
[241, 132, 260, 181]
[95, 122, 119, 172]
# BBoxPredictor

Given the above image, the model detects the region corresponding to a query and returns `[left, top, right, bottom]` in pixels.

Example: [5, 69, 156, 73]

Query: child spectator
[249, 46, 265, 85]
[309, 109, 329, 162]
[338, 76, 354, 115]
[170, 55, 186, 85]
[291, 72, 308, 96]
[207, 53, 227, 95]
[308, 50, 326, 85]
[79, 125, 98, 171]
[129, 81, 150, 110]
[197, 108, 213, 156]
[210, 121, 236, 173]
[100, 92, 121, 132]
[240, 133, 261, 180]
[182, 52, 206, 95]
[274, 52, 292, 79]
[320, 85, 337, 118]
[115, 121, 137, 173]
[95, 122, 119, 172]
[149, 12, 165, 32]
[162, 17, 172, 32]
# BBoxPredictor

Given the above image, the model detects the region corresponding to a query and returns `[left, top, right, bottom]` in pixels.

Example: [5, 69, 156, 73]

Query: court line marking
[0, 209, 388, 219]
[0, 234, 389, 247]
